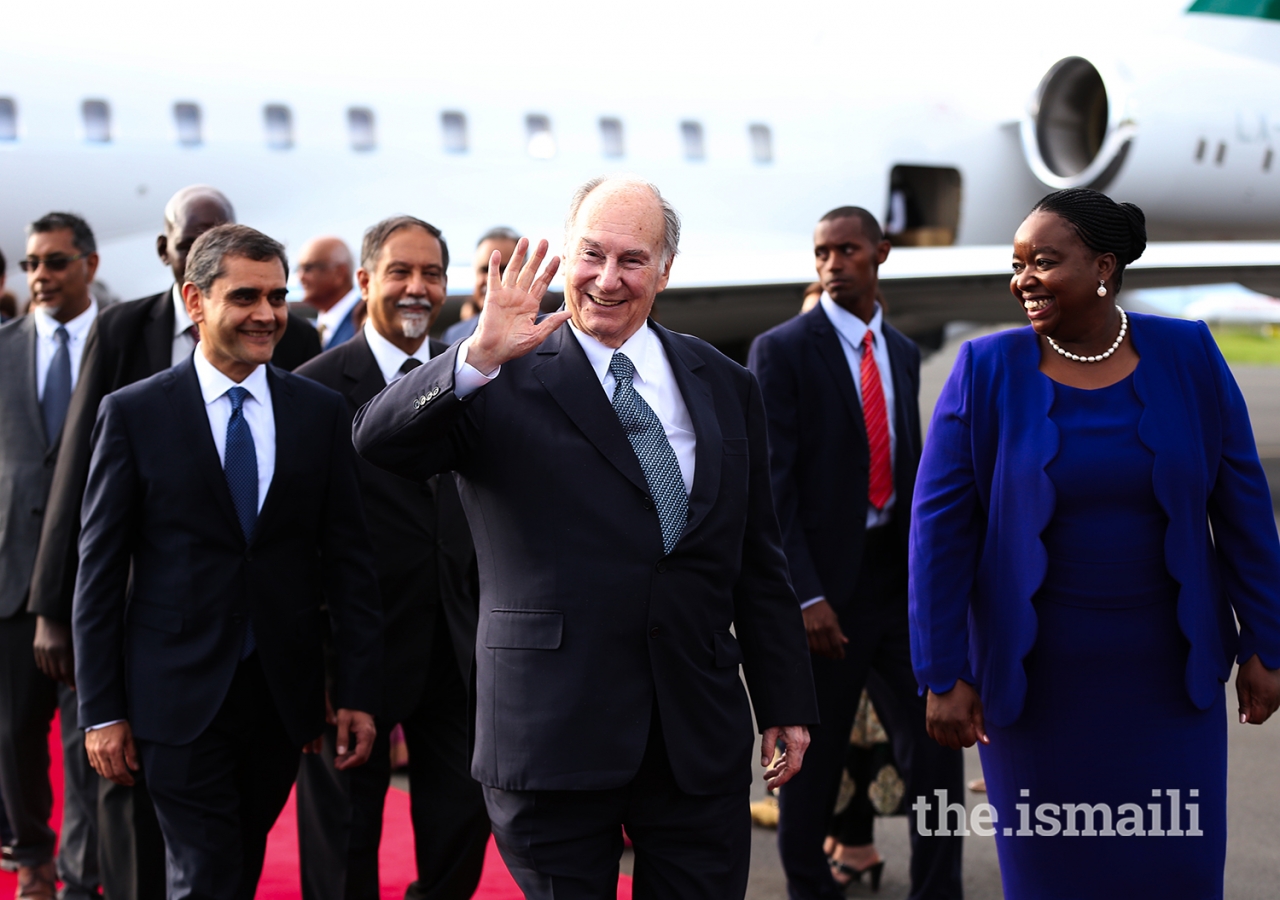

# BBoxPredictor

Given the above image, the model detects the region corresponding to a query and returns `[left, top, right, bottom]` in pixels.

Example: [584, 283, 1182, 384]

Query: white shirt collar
[363, 319, 432, 385]
[192, 347, 270, 407]
[33, 296, 98, 341]
[819, 293, 884, 350]
[172, 284, 194, 337]
[316, 287, 361, 333]
[569, 320, 663, 387]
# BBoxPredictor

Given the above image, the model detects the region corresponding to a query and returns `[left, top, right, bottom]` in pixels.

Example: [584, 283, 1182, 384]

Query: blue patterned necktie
[42, 325, 71, 444]
[609, 352, 688, 555]
[224, 386, 258, 658]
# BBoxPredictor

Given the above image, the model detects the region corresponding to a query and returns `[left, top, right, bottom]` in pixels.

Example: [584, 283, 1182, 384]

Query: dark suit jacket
[352, 321, 817, 796]
[295, 333, 478, 723]
[910, 314, 1280, 727]
[747, 306, 922, 613]
[29, 290, 321, 621]
[72, 359, 382, 747]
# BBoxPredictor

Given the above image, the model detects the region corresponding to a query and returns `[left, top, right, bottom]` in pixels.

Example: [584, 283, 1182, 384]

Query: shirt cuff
[85, 719, 124, 732]
[799, 596, 825, 610]
[454, 338, 499, 398]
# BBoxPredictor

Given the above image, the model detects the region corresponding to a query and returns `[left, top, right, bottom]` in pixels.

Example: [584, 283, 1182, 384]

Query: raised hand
[466, 237, 571, 375]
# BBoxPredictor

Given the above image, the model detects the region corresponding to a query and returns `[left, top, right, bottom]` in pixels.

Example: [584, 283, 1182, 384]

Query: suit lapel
[652, 324, 721, 539]
[145, 291, 177, 373]
[531, 325, 649, 494]
[808, 308, 867, 440]
[15, 318, 49, 451]
[343, 332, 388, 408]
[253, 366, 295, 541]
[884, 326, 916, 468]
[165, 359, 242, 538]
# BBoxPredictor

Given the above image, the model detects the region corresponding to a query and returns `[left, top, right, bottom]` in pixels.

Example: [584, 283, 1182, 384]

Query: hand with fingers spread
[86, 721, 140, 785]
[465, 237, 570, 376]
[761, 725, 810, 790]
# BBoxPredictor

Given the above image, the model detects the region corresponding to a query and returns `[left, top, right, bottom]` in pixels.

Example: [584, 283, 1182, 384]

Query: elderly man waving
[354, 176, 817, 899]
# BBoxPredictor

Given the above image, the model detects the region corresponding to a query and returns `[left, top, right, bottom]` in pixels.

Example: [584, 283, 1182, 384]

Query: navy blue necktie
[42, 326, 71, 444]
[609, 352, 688, 555]
[224, 386, 258, 657]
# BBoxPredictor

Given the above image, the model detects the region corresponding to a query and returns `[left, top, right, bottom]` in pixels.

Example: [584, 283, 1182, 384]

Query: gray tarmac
[727, 325, 1280, 899]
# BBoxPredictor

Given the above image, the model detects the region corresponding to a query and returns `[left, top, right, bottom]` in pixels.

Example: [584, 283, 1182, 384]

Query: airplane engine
[1021, 56, 1135, 192]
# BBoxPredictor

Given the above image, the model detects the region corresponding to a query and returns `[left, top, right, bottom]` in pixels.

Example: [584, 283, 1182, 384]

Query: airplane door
[884, 165, 962, 247]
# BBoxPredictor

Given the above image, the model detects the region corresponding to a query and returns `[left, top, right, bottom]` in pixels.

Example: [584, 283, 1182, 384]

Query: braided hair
[1030, 189, 1147, 290]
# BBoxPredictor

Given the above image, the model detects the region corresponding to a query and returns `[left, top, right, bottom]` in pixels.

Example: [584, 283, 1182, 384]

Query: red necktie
[861, 330, 893, 510]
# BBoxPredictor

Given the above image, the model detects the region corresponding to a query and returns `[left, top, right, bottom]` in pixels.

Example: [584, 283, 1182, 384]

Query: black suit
[293, 333, 488, 900]
[72, 358, 381, 900]
[353, 322, 818, 898]
[27, 290, 319, 900]
[749, 306, 964, 900]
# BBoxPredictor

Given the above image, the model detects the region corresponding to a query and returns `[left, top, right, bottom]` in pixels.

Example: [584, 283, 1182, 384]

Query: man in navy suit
[295, 216, 489, 900]
[73, 224, 383, 900]
[299, 237, 361, 349]
[748, 208, 965, 900]
[354, 177, 818, 899]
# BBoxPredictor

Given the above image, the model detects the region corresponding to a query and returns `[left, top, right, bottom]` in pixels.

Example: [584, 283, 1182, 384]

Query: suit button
[641, 495, 653, 510]
[654, 560, 667, 573]
[649, 627, 661, 638]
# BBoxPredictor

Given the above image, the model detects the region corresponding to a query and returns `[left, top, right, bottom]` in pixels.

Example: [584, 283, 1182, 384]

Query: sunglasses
[19, 253, 90, 273]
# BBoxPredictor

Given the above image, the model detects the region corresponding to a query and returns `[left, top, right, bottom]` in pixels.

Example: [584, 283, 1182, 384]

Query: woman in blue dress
[909, 188, 1280, 899]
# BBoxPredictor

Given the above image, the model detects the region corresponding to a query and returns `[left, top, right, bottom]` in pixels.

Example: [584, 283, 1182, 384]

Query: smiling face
[184, 254, 288, 382]
[1010, 211, 1116, 339]
[358, 225, 446, 354]
[563, 183, 671, 349]
[26, 228, 97, 323]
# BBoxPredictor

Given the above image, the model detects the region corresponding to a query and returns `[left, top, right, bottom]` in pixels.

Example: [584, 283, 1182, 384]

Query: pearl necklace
[1044, 306, 1128, 363]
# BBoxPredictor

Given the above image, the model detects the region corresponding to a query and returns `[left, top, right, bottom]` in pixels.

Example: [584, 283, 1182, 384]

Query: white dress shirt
[316, 288, 361, 348]
[171, 284, 198, 367]
[34, 298, 98, 399]
[454, 322, 697, 494]
[363, 320, 431, 385]
[192, 350, 275, 513]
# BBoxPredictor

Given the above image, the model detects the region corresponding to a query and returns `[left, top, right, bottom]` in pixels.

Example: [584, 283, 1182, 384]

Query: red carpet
[3, 713, 632, 899]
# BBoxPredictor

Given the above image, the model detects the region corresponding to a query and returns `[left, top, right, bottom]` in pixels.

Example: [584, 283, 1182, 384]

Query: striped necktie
[861, 330, 893, 510]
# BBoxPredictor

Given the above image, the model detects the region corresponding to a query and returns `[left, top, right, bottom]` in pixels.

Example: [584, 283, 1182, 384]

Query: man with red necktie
[749, 207, 965, 900]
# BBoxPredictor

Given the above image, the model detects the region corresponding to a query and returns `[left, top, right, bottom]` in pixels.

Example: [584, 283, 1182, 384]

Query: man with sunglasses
[0, 212, 102, 900]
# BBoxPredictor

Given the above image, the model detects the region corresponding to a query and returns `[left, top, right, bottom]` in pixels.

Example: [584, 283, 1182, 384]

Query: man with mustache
[0, 212, 102, 900]
[295, 216, 489, 900]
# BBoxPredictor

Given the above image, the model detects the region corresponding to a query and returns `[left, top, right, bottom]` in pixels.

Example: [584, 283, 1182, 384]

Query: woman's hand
[1236, 655, 1280, 725]
[926, 681, 989, 749]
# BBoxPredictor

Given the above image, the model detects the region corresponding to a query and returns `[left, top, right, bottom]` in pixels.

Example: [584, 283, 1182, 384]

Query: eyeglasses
[19, 253, 90, 273]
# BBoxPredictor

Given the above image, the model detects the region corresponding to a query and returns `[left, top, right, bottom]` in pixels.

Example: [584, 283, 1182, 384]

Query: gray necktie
[609, 352, 688, 555]
[42, 326, 72, 444]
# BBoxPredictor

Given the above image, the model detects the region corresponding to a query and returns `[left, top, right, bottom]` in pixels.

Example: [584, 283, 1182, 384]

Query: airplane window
[1215, 142, 1227, 165]
[442, 111, 467, 153]
[0, 98, 15, 141]
[174, 103, 201, 147]
[83, 100, 111, 143]
[1265, 149, 1274, 173]
[264, 104, 293, 150]
[348, 107, 375, 151]
[1194, 139, 1206, 163]
[680, 120, 705, 161]
[526, 114, 555, 159]
[749, 123, 773, 163]
[600, 117, 624, 158]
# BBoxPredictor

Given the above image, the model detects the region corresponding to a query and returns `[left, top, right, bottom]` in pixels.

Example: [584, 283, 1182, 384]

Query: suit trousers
[296, 623, 488, 900]
[777, 529, 965, 900]
[139, 654, 300, 900]
[0, 613, 100, 897]
[98, 767, 167, 900]
[485, 705, 751, 900]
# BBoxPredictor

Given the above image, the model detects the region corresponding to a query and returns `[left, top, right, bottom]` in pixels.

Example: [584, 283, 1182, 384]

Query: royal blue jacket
[909, 312, 1280, 727]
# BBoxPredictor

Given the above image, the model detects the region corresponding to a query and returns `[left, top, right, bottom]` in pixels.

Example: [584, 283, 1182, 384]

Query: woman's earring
[1097, 280, 1108, 297]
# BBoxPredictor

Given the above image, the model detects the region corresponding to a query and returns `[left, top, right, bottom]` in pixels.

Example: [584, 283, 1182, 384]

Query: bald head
[297, 236, 354, 312]
[158, 185, 236, 286]
[565, 176, 680, 268]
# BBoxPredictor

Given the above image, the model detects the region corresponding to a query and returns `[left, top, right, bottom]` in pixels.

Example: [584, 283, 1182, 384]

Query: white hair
[564, 175, 681, 268]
